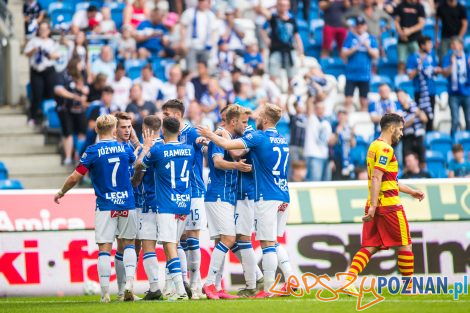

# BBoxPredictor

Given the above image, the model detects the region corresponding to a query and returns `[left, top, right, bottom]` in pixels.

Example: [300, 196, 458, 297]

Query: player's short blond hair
[96, 114, 117, 135]
[263, 103, 282, 125]
[226, 104, 243, 123]
[241, 107, 252, 116]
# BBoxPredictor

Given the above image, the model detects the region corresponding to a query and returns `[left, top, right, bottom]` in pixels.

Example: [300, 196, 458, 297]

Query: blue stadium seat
[310, 19, 324, 46]
[350, 136, 369, 167]
[370, 75, 393, 93]
[39, 0, 55, 11]
[111, 7, 124, 30]
[398, 80, 415, 97]
[457, 136, 470, 152]
[43, 100, 61, 131]
[434, 75, 448, 95]
[0, 179, 24, 190]
[125, 59, 147, 80]
[48, 2, 73, 14]
[75, 1, 103, 11]
[426, 131, 453, 155]
[0, 161, 8, 180]
[425, 151, 447, 178]
[305, 44, 321, 59]
[105, 2, 126, 10]
[454, 130, 470, 143]
[50, 8, 74, 28]
[151, 58, 175, 81]
[383, 38, 398, 63]
[41, 99, 56, 115]
[320, 57, 346, 78]
[377, 59, 398, 83]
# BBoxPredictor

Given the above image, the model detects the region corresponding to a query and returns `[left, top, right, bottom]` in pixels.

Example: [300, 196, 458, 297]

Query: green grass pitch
[2, 290, 469, 313]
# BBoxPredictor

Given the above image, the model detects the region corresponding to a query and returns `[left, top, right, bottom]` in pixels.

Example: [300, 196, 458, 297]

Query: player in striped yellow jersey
[343, 113, 425, 293]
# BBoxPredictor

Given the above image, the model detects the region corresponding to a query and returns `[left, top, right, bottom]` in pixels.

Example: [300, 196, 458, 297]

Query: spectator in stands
[54, 58, 89, 166]
[99, 6, 116, 35]
[177, 81, 193, 115]
[133, 63, 164, 104]
[135, 8, 169, 59]
[23, 0, 45, 38]
[118, 25, 137, 60]
[188, 60, 210, 102]
[355, 166, 368, 180]
[87, 73, 107, 103]
[407, 36, 441, 131]
[290, 160, 308, 182]
[126, 84, 157, 139]
[68, 31, 90, 82]
[448, 144, 470, 178]
[436, 0, 467, 62]
[243, 40, 264, 75]
[331, 108, 356, 180]
[124, 0, 149, 29]
[369, 83, 402, 139]
[399, 89, 427, 165]
[83, 86, 115, 153]
[288, 101, 307, 167]
[442, 37, 470, 137]
[221, 6, 245, 54]
[161, 64, 182, 100]
[161, 12, 182, 58]
[233, 79, 257, 112]
[291, 0, 311, 21]
[258, 0, 304, 91]
[341, 16, 379, 111]
[304, 60, 336, 104]
[110, 63, 132, 112]
[180, 0, 218, 72]
[304, 98, 333, 181]
[24, 21, 60, 126]
[394, 0, 425, 74]
[343, 0, 393, 40]
[319, 0, 350, 58]
[186, 100, 214, 129]
[214, 38, 235, 76]
[71, 5, 103, 35]
[400, 152, 431, 179]
[91, 45, 116, 83]
[200, 78, 227, 126]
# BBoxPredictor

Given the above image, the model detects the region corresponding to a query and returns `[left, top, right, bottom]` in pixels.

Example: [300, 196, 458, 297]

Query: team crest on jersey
[81, 152, 87, 160]
[379, 155, 388, 165]
[246, 133, 253, 140]
[383, 148, 390, 153]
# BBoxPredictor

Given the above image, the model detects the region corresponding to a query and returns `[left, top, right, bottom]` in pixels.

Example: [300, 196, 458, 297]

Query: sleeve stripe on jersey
[212, 153, 224, 159]
[76, 164, 88, 175]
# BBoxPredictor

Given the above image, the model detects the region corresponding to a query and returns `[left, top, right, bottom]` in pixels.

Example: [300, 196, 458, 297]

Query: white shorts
[157, 213, 187, 243]
[254, 200, 289, 241]
[95, 209, 138, 244]
[137, 208, 158, 241]
[185, 197, 207, 231]
[205, 200, 236, 240]
[235, 198, 255, 236]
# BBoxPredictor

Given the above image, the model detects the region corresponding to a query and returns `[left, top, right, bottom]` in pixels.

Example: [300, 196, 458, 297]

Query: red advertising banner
[0, 190, 96, 231]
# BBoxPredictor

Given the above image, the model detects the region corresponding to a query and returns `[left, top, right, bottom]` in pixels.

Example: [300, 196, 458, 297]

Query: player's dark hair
[162, 99, 185, 115]
[379, 113, 404, 131]
[114, 112, 132, 124]
[452, 144, 464, 153]
[87, 5, 98, 13]
[102, 86, 114, 94]
[418, 36, 432, 48]
[144, 115, 162, 132]
[163, 117, 180, 135]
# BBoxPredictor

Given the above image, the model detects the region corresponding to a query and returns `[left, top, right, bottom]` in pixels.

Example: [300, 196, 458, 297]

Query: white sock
[238, 241, 257, 289]
[276, 243, 293, 281]
[187, 237, 201, 287]
[115, 252, 125, 296]
[177, 244, 189, 283]
[143, 252, 159, 292]
[167, 258, 186, 295]
[215, 255, 225, 291]
[262, 246, 278, 292]
[205, 241, 229, 286]
[256, 266, 264, 281]
[123, 244, 137, 290]
[164, 267, 175, 293]
[98, 252, 111, 296]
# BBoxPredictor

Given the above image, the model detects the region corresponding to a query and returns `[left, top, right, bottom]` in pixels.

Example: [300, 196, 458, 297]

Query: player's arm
[54, 168, 85, 203]
[217, 128, 246, 160]
[363, 168, 384, 222]
[197, 126, 246, 150]
[398, 182, 425, 201]
[213, 155, 252, 172]
[132, 129, 154, 186]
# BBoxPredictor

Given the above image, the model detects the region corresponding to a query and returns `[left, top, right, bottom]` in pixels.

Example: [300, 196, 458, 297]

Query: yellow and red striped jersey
[366, 139, 401, 210]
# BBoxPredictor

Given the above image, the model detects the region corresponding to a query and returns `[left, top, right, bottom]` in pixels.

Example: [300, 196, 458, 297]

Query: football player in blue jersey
[137, 117, 195, 301]
[198, 103, 290, 298]
[131, 115, 164, 301]
[54, 114, 138, 303]
[201, 105, 253, 300]
[161, 99, 206, 298]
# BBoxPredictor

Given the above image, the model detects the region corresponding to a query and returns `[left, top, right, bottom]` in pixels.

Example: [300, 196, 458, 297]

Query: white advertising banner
[1, 221, 469, 296]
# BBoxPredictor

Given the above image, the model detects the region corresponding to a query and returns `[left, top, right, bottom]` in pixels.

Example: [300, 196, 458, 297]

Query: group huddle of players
[54, 99, 292, 302]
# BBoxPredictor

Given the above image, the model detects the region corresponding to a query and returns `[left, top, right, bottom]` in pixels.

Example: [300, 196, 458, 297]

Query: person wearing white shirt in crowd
[91, 45, 116, 83]
[110, 63, 132, 112]
[71, 5, 103, 35]
[24, 21, 60, 126]
[304, 96, 333, 181]
[180, 0, 219, 71]
[133, 63, 164, 104]
[161, 64, 183, 101]
[221, 7, 245, 54]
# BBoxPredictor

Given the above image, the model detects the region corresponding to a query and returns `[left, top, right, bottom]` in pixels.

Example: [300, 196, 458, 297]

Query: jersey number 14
[166, 160, 190, 189]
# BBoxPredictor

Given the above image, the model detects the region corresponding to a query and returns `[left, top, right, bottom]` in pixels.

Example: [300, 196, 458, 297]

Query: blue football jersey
[237, 126, 255, 201]
[239, 128, 290, 203]
[179, 124, 206, 198]
[142, 141, 194, 215]
[206, 139, 238, 205]
[141, 138, 164, 212]
[125, 142, 145, 209]
[80, 140, 136, 211]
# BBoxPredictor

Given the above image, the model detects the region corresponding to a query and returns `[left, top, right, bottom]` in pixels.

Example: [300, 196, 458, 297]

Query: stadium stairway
[0, 106, 69, 188]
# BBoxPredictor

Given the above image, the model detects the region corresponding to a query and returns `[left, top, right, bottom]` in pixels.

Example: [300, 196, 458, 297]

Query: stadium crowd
[22, 0, 470, 182]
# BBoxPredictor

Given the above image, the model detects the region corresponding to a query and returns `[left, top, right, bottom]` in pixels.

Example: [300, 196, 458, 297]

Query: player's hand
[54, 191, 64, 204]
[236, 159, 252, 172]
[197, 125, 213, 138]
[411, 189, 425, 201]
[362, 206, 376, 222]
[196, 136, 210, 146]
[142, 128, 154, 149]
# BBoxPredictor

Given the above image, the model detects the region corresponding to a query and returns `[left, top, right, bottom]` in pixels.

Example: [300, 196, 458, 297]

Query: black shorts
[57, 109, 87, 137]
[345, 80, 370, 98]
